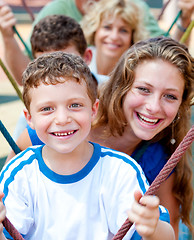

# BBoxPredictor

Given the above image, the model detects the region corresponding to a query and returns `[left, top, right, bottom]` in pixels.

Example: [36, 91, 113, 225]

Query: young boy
[8, 14, 97, 157]
[30, 14, 92, 62]
[0, 52, 174, 240]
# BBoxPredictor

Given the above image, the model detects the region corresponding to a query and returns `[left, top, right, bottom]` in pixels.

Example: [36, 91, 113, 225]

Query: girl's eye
[137, 87, 150, 93]
[164, 94, 178, 100]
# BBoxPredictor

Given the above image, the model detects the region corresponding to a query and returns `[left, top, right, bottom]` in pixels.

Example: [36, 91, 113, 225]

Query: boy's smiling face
[25, 78, 98, 155]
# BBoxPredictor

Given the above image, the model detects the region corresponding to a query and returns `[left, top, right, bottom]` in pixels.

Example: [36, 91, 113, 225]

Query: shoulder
[0, 146, 43, 200]
[145, 141, 167, 155]
[134, 141, 167, 163]
[135, 142, 168, 184]
[143, 141, 168, 163]
[93, 142, 147, 179]
[92, 142, 149, 195]
[96, 142, 141, 166]
[0, 146, 43, 180]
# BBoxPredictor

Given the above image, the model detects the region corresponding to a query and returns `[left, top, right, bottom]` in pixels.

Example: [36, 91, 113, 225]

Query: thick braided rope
[2, 217, 24, 240]
[112, 125, 194, 240]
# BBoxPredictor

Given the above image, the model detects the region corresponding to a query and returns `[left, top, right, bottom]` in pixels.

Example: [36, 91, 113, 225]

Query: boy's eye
[164, 94, 178, 100]
[41, 107, 53, 112]
[69, 103, 82, 108]
[137, 87, 150, 93]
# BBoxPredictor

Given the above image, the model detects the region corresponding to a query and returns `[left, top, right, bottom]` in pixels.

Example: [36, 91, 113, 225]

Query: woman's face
[94, 15, 132, 60]
[123, 59, 184, 141]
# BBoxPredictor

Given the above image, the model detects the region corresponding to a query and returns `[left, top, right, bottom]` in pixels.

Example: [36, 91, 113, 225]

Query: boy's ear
[23, 108, 35, 129]
[91, 99, 99, 121]
[83, 48, 92, 65]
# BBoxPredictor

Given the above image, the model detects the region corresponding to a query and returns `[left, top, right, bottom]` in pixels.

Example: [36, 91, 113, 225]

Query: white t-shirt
[0, 142, 169, 240]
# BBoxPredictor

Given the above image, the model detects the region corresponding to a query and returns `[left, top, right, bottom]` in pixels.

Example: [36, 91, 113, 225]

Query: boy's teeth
[138, 113, 158, 125]
[54, 131, 74, 136]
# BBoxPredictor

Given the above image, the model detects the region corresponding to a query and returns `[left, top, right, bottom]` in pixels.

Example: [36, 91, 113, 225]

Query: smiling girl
[90, 37, 194, 239]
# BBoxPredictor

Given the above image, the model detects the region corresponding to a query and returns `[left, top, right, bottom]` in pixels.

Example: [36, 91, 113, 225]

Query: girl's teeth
[138, 114, 158, 125]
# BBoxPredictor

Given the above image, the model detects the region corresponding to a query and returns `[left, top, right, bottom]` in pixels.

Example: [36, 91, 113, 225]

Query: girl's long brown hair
[93, 37, 194, 232]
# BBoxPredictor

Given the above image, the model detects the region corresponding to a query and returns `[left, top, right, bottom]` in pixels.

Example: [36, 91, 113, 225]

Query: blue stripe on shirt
[100, 149, 148, 194]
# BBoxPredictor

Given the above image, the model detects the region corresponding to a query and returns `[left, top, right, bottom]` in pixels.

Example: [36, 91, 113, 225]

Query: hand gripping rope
[1, 125, 193, 240]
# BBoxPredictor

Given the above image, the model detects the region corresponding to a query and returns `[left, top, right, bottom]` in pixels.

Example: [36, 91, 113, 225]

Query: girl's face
[123, 59, 184, 141]
[94, 15, 132, 60]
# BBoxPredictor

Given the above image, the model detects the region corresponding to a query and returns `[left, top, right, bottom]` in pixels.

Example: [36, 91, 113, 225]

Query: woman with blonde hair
[90, 36, 194, 239]
[81, 0, 150, 83]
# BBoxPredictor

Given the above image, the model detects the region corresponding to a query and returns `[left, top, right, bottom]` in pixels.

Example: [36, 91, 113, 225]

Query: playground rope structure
[0, 125, 192, 240]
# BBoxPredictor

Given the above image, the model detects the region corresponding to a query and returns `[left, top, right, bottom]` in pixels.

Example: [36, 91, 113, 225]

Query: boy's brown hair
[30, 15, 87, 57]
[22, 52, 98, 112]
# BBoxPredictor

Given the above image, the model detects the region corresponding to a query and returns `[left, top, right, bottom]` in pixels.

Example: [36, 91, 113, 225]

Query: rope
[0, 120, 21, 155]
[164, 10, 182, 36]
[112, 125, 194, 240]
[0, 58, 23, 102]
[180, 20, 194, 44]
[2, 217, 24, 240]
[13, 26, 33, 60]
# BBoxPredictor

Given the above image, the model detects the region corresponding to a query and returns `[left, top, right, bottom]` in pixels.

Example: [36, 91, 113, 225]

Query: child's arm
[0, 0, 30, 86]
[127, 191, 175, 240]
[0, 192, 7, 240]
